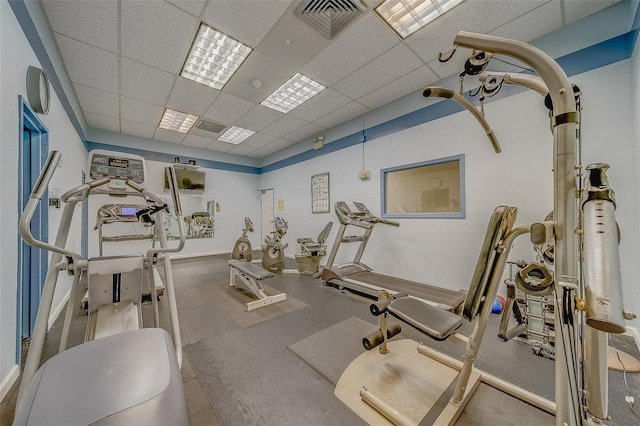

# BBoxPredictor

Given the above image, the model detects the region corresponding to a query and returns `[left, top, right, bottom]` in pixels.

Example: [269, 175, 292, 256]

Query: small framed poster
[311, 172, 330, 214]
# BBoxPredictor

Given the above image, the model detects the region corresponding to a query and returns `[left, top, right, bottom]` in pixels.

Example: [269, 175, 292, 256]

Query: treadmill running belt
[349, 271, 466, 310]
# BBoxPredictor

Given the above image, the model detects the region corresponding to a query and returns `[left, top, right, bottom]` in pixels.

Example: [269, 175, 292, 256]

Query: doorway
[17, 97, 49, 355]
[260, 189, 274, 250]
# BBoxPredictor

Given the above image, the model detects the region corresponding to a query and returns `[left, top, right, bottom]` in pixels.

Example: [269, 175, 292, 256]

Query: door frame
[17, 96, 49, 361]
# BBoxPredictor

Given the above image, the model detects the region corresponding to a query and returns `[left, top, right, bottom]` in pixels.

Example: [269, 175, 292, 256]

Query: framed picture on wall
[311, 172, 330, 213]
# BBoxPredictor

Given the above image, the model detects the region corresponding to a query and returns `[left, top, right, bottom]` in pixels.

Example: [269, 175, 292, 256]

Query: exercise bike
[231, 217, 254, 261]
[262, 216, 288, 273]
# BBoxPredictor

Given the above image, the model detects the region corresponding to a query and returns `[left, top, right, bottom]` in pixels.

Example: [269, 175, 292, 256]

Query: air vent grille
[194, 119, 226, 134]
[294, 0, 364, 39]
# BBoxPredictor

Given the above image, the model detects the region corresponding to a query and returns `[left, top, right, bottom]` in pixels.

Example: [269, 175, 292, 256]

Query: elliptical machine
[262, 217, 288, 273]
[232, 217, 254, 261]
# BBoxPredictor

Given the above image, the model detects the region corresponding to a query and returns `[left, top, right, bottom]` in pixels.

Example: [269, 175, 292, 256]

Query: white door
[261, 189, 274, 249]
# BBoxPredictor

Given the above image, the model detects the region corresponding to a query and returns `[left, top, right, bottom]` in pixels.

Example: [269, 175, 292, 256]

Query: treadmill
[321, 201, 466, 312]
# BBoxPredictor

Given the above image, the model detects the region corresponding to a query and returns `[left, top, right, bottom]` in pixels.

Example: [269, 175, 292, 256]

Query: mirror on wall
[164, 197, 215, 239]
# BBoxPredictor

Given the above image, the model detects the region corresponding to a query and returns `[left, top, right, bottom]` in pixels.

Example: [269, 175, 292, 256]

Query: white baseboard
[170, 250, 230, 260]
[0, 364, 20, 403]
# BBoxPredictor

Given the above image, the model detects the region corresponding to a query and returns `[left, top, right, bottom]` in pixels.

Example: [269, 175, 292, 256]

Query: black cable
[492, 56, 535, 73]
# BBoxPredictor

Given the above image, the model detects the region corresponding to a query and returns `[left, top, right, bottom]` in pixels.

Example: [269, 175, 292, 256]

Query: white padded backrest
[88, 255, 144, 313]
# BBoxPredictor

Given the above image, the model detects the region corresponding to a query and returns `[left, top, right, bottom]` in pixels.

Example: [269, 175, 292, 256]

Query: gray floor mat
[288, 316, 379, 385]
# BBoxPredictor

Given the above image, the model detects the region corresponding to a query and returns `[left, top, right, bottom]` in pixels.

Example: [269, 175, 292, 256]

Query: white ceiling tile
[358, 66, 438, 110]
[201, 0, 292, 47]
[301, 11, 400, 86]
[427, 49, 472, 80]
[262, 115, 308, 138]
[165, 0, 207, 17]
[489, 2, 562, 42]
[85, 112, 120, 133]
[361, 0, 379, 8]
[257, 6, 332, 69]
[223, 50, 296, 103]
[246, 149, 273, 158]
[121, 0, 199, 73]
[205, 140, 235, 152]
[227, 145, 258, 156]
[121, 120, 156, 139]
[55, 34, 118, 93]
[333, 44, 423, 99]
[121, 58, 175, 105]
[288, 88, 352, 122]
[235, 105, 284, 131]
[240, 132, 278, 149]
[564, 0, 622, 25]
[121, 97, 164, 126]
[284, 123, 325, 143]
[405, 0, 548, 65]
[167, 77, 220, 116]
[43, 0, 118, 53]
[183, 134, 214, 148]
[73, 84, 119, 118]
[262, 138, 297, 152]
[154, 127, 187, 144]
[313, 101, 370, 129]
[202, 92, 254, 124]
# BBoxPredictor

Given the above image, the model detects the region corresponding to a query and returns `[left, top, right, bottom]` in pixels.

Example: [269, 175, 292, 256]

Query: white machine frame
[15, 149, 188, 424]
[228, 260, 287, 311]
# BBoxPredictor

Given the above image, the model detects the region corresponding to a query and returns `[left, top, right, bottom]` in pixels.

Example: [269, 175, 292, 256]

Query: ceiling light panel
[181, 23, 253, 90]
[159, 108, 199, 133]
[376, 0, 466, 39]
[218, 126, 255, 144]
[261, 73, 326, 113]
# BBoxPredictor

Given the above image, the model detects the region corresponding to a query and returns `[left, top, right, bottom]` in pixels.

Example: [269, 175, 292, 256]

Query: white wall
[0, 0, 86, 397]
[261, 60, 640, 331]
[630, 37, 640, 333]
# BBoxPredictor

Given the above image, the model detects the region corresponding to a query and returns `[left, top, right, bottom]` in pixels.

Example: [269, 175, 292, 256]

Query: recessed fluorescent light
[159, 108, 199, 133]
[376, 0, 466, 39]
[218, 126, 255, 144]
[180, 22, 253, 90]
[261, 73, 326, 113]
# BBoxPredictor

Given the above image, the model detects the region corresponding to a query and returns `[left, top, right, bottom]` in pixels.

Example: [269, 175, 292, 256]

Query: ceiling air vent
[294, 0, 364, 39]
[193, 119, 226, 134]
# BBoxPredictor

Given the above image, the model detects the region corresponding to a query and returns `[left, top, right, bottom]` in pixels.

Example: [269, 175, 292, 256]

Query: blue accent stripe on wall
[9, 0, 88, 148]
[86, 142, 260, 174]
[557, 32, 634, 77]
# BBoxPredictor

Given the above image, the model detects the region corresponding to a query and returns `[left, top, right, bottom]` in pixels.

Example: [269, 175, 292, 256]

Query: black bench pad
[388, 297, 463, 341]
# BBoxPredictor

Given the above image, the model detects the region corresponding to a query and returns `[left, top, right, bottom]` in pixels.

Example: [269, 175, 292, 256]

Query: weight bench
[228, 260, 287, 311]
[336, 206, 554, 425]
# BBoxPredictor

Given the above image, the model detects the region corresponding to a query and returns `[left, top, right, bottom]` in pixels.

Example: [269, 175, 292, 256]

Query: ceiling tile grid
[120, 0, 200, 74]
[55, 34, 119, 93]
[332, 43, 424, 100]
[121, 120, 157, 139]
[120, 97, 165, 127]
[37, 0, 627, 163]
[73, 84, 119, 119]
[42, 0, 119, 53]
[121, 58, 176, 106]
[300, 11, 401, 86]
[201, 0, 293, 47]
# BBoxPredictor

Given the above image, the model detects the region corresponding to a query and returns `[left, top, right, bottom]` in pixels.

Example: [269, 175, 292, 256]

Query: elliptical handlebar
[19, 151, 80, 261]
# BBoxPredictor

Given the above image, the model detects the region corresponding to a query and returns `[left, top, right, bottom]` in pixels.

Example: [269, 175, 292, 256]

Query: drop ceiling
[39, 0, 623, 160]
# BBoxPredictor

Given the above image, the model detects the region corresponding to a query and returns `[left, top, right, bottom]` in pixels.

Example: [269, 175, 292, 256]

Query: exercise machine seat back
[88, 254, 144, 313]
[462, 205, 517, 321]
[13, 328, 188, 425]
[386, 206, 517, 339]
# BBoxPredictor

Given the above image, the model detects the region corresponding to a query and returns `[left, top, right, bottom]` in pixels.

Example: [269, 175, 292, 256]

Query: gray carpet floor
[2, 252, 639, 426]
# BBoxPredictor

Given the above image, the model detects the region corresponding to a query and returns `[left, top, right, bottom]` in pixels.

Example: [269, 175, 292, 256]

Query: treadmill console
[335, 201, 375, 227]
[88, 149, 147, 192]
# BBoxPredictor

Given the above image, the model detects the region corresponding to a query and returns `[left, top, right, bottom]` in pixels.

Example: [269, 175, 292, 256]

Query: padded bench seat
[388, 296, 463, 341]
[228, 259, 274, 280]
